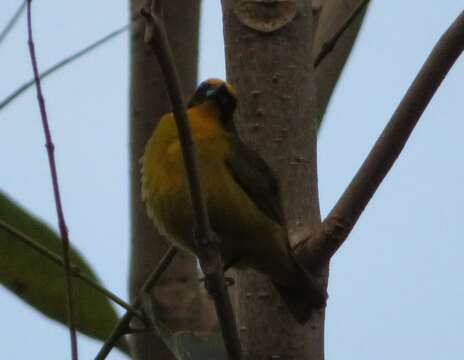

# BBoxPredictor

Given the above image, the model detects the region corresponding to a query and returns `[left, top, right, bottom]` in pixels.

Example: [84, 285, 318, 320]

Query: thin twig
[0, 0, 26, 46]
[296, 10, 464, 269]
[0, 23, 130, 111]
[313, 0, 370, 68]
[140, 1, 242, 358]
[95, 246, 178, 360]
[26, 1, 78, 359]
[0, 218, 143, 318]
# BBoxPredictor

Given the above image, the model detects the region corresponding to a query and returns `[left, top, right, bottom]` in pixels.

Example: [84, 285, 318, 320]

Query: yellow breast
[141, 102, 288, 270]
[141, 102, 231, 250]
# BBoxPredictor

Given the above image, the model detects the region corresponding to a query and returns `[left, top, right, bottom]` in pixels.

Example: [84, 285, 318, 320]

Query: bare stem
[95, 246, 178, 360]
[139, 1, 242, 358]
[297, 10, 464, 269]
[313, 0, 370, 68]
[0, 0, 26, 46]
[0, 218, 142, 318]
[26, 1, 78, 358]
[0, 23, 130, 111]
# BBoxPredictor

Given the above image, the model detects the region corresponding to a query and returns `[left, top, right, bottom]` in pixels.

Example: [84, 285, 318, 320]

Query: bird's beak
[208, 83, 230, 99]
[187, 90, 202, 108]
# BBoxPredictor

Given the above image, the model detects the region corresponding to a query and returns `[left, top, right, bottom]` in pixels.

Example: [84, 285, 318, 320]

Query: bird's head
[188, 78, 238, 133]
[188, 78, 237, 112]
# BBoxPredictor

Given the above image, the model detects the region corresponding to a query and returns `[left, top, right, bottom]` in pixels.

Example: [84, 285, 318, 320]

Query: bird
[141, 78, 326, 324]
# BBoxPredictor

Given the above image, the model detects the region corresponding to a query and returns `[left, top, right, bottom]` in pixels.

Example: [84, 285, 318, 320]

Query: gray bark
[221, 0, 367, 358]
[221, 1, 323, 358]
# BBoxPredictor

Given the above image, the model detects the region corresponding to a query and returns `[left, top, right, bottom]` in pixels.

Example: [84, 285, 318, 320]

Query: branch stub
[233, 0, 297, 33]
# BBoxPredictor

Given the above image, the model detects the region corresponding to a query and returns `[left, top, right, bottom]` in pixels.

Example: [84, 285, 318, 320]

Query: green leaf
[0, 191, 129, 355]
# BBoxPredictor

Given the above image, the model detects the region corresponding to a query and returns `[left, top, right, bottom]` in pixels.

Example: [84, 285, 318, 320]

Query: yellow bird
[141, 79, 325, 324]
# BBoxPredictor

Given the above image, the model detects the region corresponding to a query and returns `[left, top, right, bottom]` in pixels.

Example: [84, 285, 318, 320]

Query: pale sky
[1, 1, 463, 359]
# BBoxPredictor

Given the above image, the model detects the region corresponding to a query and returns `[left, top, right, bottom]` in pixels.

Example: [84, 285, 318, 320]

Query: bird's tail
[271, 266, 327, 324]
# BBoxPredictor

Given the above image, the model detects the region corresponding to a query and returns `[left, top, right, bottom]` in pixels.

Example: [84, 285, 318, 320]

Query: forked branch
[296, 10, 464, 270]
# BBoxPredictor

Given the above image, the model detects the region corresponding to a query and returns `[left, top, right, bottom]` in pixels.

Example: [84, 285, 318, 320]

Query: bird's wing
[224, 137, 285, 225]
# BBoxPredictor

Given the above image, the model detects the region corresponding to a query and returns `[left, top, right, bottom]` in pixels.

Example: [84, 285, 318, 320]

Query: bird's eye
[205, 86, 216, 97]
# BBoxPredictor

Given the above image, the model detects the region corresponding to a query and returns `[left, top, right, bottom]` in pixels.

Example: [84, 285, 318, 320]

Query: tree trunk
[129, 1, 216, 359]
[128, 0, 366, 357]
[222, 1, 324, 358]
[221, 0, 367, 358]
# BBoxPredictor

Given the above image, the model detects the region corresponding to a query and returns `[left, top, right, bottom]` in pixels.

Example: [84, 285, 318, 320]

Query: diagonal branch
[139, 1, 242, 359]
[95, 246, 178, 360]
[0, 23, 131, 111]
[26, 1, 78, 359]
[296, 10, 464, 270]
[0, 0, 26, 46]
[313, 0, 370, 68]
[0, 218, 142, 318]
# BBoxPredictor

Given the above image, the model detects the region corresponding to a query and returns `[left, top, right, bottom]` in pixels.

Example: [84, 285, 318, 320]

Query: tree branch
[0, 0, 26, 46]
[139, 1, 242, 359]
[0, 23, 131, 111]
[296, 10, 464, 269]
[313, 0, 370, 68]
[0, 218, 143, 318]
[26, 1, 78, 359]
[95, 246, 178, 360]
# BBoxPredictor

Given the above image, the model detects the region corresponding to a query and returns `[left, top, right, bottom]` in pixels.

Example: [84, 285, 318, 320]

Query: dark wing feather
[224, 136, 285, 225]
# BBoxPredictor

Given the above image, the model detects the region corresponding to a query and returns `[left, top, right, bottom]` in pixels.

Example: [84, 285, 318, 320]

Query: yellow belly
[141, 108, 291, 277]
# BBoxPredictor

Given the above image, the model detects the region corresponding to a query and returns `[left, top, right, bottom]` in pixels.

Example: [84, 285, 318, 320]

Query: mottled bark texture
[129, 1, 217, 359]
[222, 1, 323, 358]
[221, 0, 366, 359]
